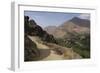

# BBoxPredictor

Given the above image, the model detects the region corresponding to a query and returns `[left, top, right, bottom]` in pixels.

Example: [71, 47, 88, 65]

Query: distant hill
[44, 26, 66, 38]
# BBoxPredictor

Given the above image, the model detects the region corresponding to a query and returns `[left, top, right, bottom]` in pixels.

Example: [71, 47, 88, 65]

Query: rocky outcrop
[24, 16, 57, 44]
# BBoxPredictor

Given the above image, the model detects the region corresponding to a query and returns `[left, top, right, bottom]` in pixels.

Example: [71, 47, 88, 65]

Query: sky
[24, 11, 90, 28]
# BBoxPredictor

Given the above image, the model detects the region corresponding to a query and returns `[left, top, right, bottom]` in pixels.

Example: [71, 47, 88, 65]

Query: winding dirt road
[28, 36, 82, 61]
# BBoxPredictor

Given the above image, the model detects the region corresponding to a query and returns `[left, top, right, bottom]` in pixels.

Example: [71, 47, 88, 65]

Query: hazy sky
[24, 11, 90, 28]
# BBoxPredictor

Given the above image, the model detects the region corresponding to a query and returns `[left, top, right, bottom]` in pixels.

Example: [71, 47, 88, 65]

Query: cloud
[78, 14, 90, 20]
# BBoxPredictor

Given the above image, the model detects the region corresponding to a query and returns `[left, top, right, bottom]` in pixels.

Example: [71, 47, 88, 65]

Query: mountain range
[44, 17, 90, 38]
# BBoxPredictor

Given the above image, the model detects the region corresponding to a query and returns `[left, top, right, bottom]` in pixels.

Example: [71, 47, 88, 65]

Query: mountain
[44, 17, 90, 38]
[60, 17, 90, 34]
[70, 17, 90, 28]
[25, 16, 57, 44]
[44, 26, 66, 38]
[44, 26, 57, 35]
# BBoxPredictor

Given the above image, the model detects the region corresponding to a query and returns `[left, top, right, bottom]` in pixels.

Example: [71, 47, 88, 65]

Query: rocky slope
[25, 16, 57, 44]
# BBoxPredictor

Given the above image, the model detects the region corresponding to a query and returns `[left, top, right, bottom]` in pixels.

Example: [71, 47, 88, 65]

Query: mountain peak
[70, 17, 89, 22]
[71, 17, 81, 20]
[69, 17, 90, 28]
